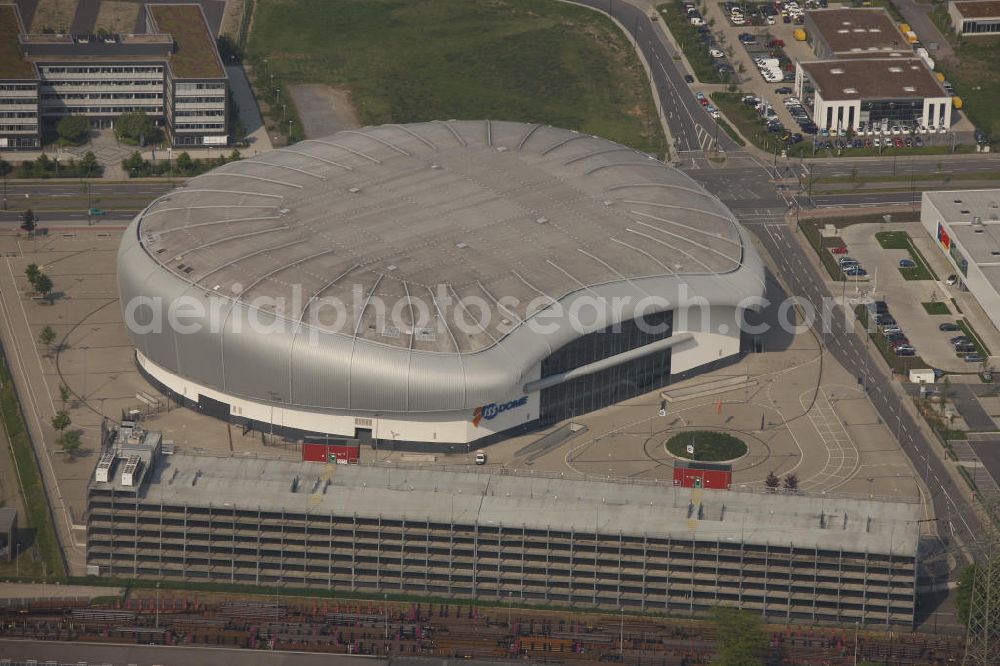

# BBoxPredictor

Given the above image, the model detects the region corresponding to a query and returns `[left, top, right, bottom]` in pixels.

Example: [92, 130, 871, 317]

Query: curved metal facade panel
[118, 122, 766, 416]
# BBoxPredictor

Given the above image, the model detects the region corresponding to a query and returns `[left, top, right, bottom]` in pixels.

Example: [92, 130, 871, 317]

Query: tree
[38, 325, 56, 352]
[25, 263, 40, 287]
[114, 111, 156, 144]
[34, 273, 53, 303]
[123, 151, 144, 172]
[783, 473, 798, 491]
[20, 208, 36, 235]
[80, 151, 99, 177]
[764, 471, 780, 490]
[59, 383, 71, 407]
[56, 115, 91, 144]
[176, 151, 194, 173]
[51, 410, 71, 433]
[711, 607, 767, 665]
[0, 157, 10, 178]
[58, 430, 82, 458]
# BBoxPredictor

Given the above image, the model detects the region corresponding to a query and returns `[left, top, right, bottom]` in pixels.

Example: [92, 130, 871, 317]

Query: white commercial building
[948, 1, 1000, 35]
[921, 189, 1000, 339]
[795, 58, 952, 133]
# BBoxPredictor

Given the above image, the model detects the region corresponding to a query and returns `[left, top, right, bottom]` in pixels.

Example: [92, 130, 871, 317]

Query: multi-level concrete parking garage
[87, 452, 919, 626]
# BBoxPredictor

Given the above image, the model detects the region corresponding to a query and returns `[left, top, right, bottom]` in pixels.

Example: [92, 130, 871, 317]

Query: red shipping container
[302, 440, 360, 464]
[672, 460, 732, 489]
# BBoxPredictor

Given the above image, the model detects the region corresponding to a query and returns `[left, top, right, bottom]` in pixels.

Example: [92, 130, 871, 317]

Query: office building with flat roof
[795, 58, 952, 132]
[803, 8, 909, 59]
[0, 3, 227, 149]
[948, 1, 1000, 35]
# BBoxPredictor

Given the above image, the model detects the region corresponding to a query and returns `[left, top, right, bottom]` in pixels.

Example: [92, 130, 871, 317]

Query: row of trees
[24, 261, 54, 303]
[38, 326, 81, 457]
[12, 152, 102, 179]
[764, 471, 798, 491]
[122, 149, 243, 178]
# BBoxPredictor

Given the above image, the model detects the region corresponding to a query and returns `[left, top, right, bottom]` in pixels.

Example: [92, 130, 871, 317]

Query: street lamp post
[619, 607, 625, 661]
[287, 119, 293, 143]
[281, 104, 286, 123]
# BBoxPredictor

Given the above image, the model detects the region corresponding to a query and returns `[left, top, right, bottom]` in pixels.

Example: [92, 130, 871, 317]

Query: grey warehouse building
[86, 452, 920, 626]
[118, 120, 765, 449]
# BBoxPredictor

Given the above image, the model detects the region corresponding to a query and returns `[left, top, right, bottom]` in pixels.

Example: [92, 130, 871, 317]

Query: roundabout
[665, 430, 747, 462]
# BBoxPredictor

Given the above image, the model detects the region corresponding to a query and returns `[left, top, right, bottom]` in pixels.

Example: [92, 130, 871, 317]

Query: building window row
[41, 66, 163, 75]
[0, 124, 39, 131]
[173, 122, 225, 130]
[176, 82, 225, 92]
[0, 84, 37, 92]
[43, 80, 163, 88]
[42, 93, 162, 101]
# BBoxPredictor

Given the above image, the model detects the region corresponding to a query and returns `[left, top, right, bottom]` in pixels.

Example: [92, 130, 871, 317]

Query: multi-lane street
[572, 0, 988, 561]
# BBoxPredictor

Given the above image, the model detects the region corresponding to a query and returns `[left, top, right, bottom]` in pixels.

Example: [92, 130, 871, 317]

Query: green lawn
[922, 301, 950, 315]
[666, 430, 746, 461]
[875, 231, 937, 281]
[0, 350, 65, 578]
[799, 221, 846, 281]
[658, 3, 729, 84]
[247, 0, 666, 155]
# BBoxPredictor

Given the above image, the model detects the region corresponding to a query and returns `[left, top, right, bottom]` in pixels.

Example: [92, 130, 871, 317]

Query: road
[566, 0, 987, 564]
[576, 0, 742, 155]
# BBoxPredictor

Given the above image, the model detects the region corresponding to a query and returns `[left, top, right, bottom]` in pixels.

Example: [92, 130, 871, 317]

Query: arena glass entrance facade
[539, 311, 673, 422]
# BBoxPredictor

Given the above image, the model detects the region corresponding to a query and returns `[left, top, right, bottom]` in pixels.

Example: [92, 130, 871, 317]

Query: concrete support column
[665, 536, 671, 612]
[472, 522, 479, 601]
[448, 520, 454, 596]
[496, 524, 502, 599]
[351, 514, 357, 591]
[641, 535, 648, 612]
[400, 518, 406, 591]
[133, 499, 139, 577]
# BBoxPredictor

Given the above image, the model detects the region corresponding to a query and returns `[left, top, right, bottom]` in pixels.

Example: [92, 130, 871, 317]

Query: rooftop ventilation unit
[903, 86, 916, 92]
[121, 455, 141, 487]
[830, 68, 845, 74]
[889, 67, 903, 73]
[843, 88, 858, 94]
[95, 450, 116, 483]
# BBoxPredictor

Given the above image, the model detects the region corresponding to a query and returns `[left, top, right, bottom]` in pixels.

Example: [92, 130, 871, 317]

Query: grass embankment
[930, 7, 1000, 145]
[922, 301, 950, 315]
[0, 348, 65, 578]
[666, 430, 746, 461]
[657, 2, 727, 83]
[856, 305, 929, 375]
[248, 0, 666, 155]
[875, 231, 937, 281]
[798, 220, 846, 281]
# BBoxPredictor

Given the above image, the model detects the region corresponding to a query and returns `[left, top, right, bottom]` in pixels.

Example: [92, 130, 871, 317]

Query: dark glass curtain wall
[539, 311, 673, 422]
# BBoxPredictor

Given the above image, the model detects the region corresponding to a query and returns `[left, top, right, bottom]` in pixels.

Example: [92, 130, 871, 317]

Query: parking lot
[838, 223, 997, 374]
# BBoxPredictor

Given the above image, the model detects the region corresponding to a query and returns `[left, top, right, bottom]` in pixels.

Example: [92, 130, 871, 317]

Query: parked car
[709, 48, 725, 58]
[872, 301, 889, 314]
[844, 267, 868, 277]
[839, 256, 858, 266]
[895, 346, 916, 357]
[775, 86, 794, 94]
[956, 344, 977, 354]
[875, 314, 896, 326]
[964, 354, 985, 363]
[939, 322, 961, 332]
[475, 451, 487, 465]
[946, 274, 958, 286]
[684, 74, 695, 83]
[951, 335, 971, 346]
[898, 259, 915, 268]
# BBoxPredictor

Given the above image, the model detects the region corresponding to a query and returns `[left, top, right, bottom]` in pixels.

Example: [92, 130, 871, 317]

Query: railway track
[0, 597, 964, 664]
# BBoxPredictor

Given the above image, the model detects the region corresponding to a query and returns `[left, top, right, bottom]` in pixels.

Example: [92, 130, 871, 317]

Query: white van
[475, 451, 487, 465]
